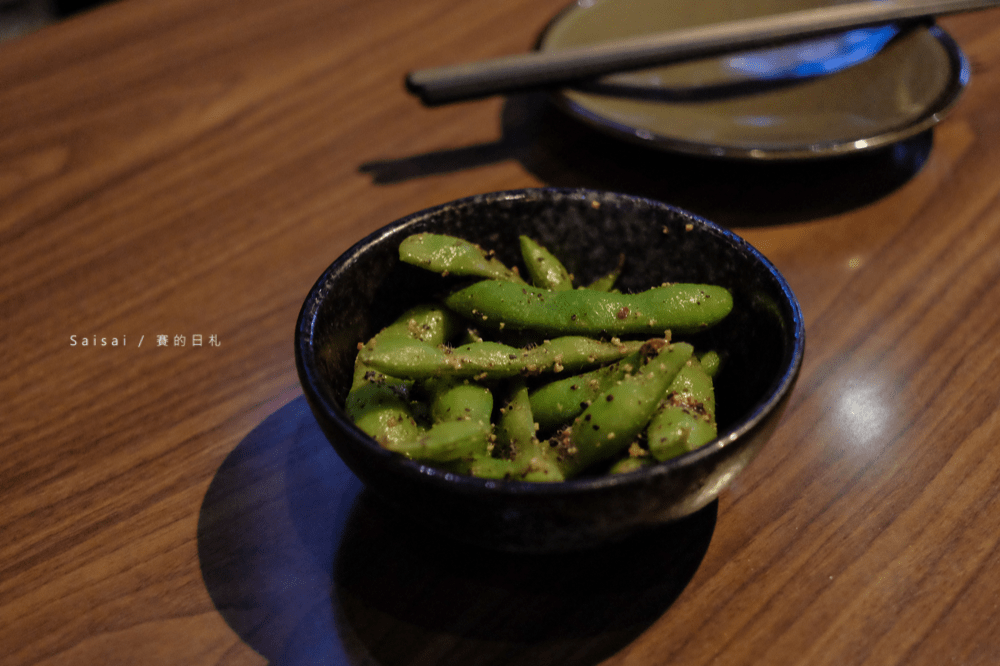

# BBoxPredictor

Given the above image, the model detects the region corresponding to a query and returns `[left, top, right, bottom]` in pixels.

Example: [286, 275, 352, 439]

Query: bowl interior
[299, 189, 800, 450]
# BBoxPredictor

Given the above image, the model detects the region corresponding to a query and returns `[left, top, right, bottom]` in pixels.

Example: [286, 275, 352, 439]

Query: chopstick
[406, 0, 998, 105]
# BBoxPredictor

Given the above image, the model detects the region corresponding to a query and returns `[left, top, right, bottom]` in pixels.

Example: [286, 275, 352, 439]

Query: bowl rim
[295, 187, 805, 497]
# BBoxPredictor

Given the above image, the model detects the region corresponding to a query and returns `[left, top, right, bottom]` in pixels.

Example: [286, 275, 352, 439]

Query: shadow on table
[197, 395, 718, 666]
[360, 93, 932, 227]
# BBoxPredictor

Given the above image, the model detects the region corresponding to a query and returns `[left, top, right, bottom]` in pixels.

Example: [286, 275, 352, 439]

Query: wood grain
[3, 0, 1000, 664]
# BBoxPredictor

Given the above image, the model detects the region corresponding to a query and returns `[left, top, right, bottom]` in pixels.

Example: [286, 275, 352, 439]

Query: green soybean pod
[518, 336, 644, 374]
[357, 336, 463, 379]
[582, 254, 624, 292]
[608, 455, 655, 474]
[519, 235, 573, 291]
[366, 302, 462, 346]
[443, 280, 733, 336]
[463, 381, 564, 482]
[646, 356, 717, 462]
[399, 233, 526, 283]
[345, 369, 419, 449]
[698, 349, 722, 378]
[346, 304, 460, 448]
[488, 380, 536, 460]
[390, 419, 493, 462]
[427, 377, 494, 425]
[359, 335, 643, 380]
[553, 342, 693, 478]
[528, 347, 647, 432]
[368, 377, 493, 463]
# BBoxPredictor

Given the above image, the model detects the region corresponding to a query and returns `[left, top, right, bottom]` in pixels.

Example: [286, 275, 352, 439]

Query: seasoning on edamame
[344, 231, 734, 481]
[452, 380, 565, 482]
[443, 279, 732, 336]
[520, 235, 573, 291]
[359, 334, 645, 380]
[346, 304, 460, 448]
[528, 347, 646, 432]
[399, 232, 526, 283]
[646, 355, 717, 462]
[551, 341, 694, 477]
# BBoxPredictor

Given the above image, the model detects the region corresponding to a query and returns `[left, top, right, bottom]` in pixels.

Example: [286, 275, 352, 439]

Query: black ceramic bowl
[296, 188, 804, 551]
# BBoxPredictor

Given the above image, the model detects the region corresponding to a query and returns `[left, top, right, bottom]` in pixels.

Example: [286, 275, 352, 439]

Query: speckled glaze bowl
[295, 188, 804, 551]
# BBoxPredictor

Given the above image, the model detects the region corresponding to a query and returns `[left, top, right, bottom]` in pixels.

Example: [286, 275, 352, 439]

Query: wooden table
[4, 0, 1000, 664]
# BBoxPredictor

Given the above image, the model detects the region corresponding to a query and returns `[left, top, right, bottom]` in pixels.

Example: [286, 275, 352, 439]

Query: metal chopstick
[406, 0, 998, 105]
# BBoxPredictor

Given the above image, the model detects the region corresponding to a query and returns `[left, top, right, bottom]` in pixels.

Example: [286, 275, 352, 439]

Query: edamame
[443, 279, 732, 336]
[344, 232, 732, 480]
